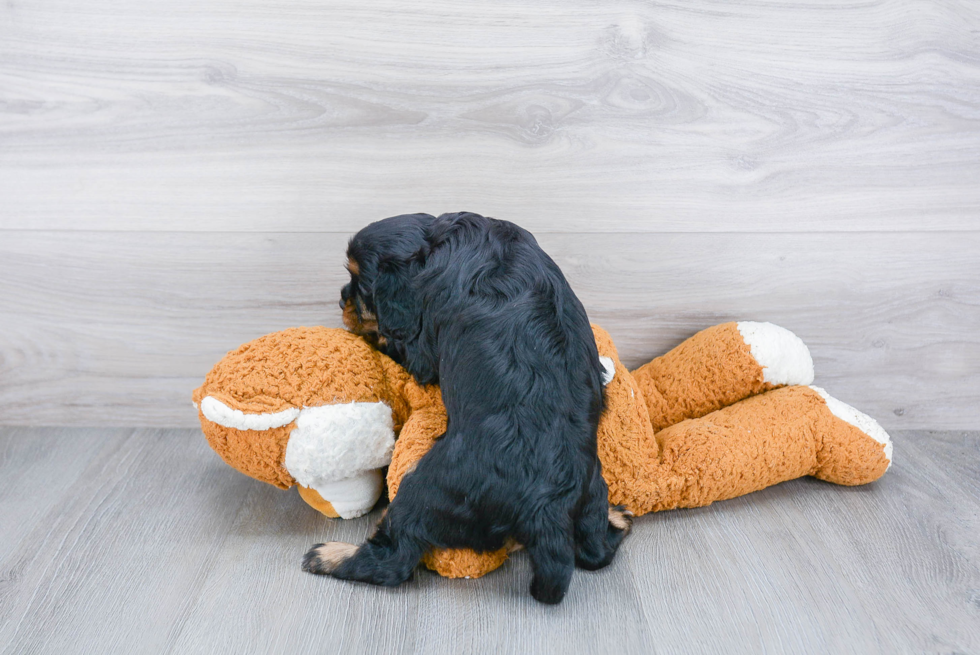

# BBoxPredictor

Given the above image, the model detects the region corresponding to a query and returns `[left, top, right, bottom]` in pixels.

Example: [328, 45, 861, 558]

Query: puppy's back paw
[302, 542, 358, 575]
[530, 575, 567, 605]
[608, 505, 634, 534]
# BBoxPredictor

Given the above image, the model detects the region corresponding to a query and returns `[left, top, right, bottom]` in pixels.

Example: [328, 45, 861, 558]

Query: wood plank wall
[1, 0, 978, 428]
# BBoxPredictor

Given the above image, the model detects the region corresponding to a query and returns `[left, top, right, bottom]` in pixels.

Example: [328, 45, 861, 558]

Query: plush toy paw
[807, 386, 893, 483]
[302, 542, 358, 575]
[736, 321, 814, 386]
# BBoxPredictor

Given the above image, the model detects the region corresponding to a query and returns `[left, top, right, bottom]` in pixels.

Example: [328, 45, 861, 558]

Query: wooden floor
[0, 428, 976, 654]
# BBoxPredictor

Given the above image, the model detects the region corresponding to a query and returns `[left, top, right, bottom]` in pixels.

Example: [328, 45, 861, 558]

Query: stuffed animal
[193, 322, 891, 578]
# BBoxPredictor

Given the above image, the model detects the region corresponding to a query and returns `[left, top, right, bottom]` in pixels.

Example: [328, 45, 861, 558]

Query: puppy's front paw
[608, 506, 634, 534]
[302, 542, 358, 575]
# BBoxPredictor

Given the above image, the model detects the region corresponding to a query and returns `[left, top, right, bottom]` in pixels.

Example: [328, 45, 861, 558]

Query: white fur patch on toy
[200, 396, 300, 431]
[599, 356, 616, 386]
[284, 402, 396, 503]
[810, 386, 893, 468]
[737, 321, 814, 386]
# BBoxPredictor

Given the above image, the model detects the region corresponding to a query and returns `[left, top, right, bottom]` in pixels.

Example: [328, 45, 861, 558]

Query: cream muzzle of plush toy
[200, 397, 396, 518]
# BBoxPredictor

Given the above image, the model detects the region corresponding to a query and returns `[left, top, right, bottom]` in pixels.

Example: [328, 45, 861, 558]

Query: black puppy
[303, 212, 631, 604]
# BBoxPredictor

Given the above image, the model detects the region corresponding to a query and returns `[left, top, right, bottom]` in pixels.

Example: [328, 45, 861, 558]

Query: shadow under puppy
[304, 211, 631, 604]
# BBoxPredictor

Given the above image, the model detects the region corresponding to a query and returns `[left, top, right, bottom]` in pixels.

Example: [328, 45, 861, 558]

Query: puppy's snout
[340, 283, 351, 309]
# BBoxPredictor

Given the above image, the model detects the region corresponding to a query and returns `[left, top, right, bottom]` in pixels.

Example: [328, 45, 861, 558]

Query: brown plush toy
[193, 322, 892, 578]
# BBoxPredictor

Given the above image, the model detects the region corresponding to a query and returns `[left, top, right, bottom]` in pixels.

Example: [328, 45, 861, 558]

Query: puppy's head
[341, 213, 434, 349]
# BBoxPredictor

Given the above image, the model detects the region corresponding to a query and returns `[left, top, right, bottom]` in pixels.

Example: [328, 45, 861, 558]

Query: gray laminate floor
[0, 428, 977, 654]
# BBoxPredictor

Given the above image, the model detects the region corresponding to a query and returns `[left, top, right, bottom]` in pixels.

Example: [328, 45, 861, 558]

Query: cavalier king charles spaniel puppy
[303, 211, 630, 604]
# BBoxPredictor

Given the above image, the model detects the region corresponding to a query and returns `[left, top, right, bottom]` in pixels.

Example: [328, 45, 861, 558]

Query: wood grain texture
[1, 230, 977, 429]
[2, 0, 980, 232]
[0, 428, 976, 654]
[1, 0, 978, 429]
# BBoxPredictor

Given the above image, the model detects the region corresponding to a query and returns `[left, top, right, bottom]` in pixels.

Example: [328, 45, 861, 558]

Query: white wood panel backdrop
[1, 0, 978, 428]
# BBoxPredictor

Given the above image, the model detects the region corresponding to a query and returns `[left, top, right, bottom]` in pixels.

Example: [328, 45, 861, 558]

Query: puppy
[305, 211, 630, 604]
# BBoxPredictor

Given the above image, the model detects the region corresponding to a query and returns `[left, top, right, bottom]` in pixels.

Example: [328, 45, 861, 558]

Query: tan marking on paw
[608, 506, 634, 533]
[309, 542, 358, 573]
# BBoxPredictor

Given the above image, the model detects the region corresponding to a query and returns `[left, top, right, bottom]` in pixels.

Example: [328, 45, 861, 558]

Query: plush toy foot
[302, 542, 358, 575]
[735, 322, 814, 387]
[808, 386, 893, 485]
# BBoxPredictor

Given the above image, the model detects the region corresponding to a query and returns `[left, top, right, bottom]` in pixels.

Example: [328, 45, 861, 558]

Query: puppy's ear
[373, 257, 422, 341]
[373, 255, 440, 384]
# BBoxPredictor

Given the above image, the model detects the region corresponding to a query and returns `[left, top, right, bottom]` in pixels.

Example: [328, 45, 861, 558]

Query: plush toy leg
[640, 385, 891, 513]
[631, 322, 814, 432]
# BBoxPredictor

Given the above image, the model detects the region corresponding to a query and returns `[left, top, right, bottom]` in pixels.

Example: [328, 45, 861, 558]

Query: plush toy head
[192, 327, 413, 518]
